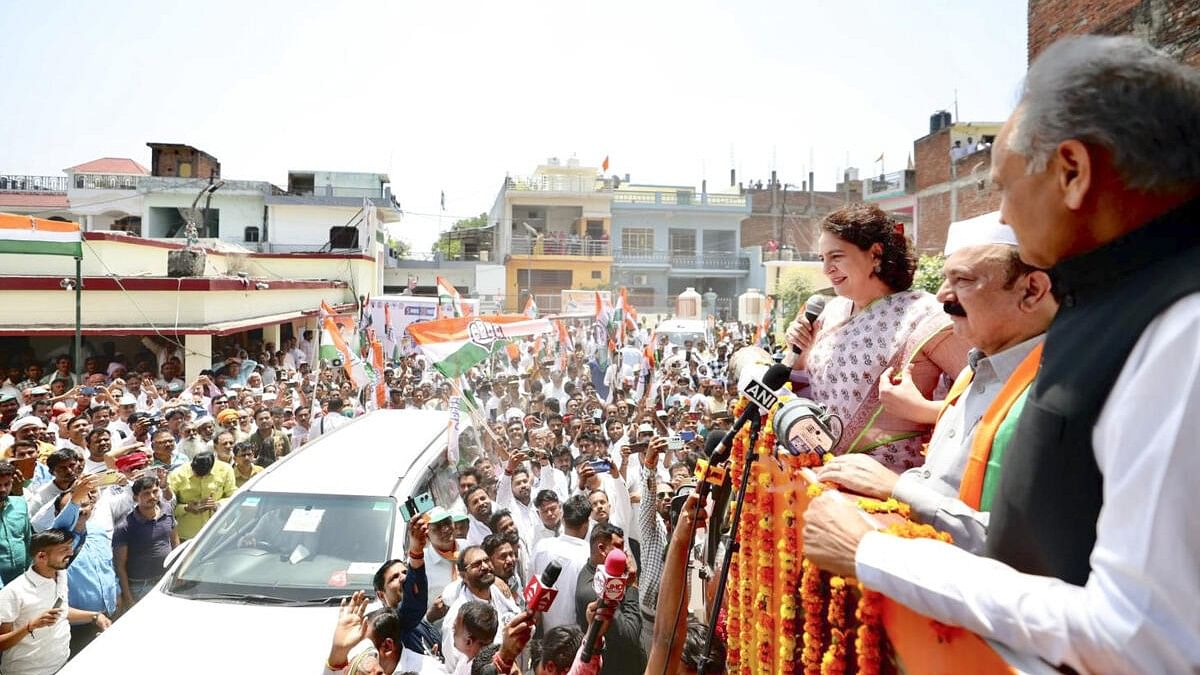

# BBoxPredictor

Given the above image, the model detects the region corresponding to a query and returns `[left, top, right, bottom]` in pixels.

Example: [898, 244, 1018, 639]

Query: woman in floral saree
[786, 204, 968, 471]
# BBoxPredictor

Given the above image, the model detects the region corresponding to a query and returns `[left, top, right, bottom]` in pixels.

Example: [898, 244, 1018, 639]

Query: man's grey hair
[1011, 35, 1200, 192]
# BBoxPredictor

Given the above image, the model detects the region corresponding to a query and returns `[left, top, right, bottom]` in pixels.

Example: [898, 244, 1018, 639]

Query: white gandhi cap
[943, 211, 1018, 256]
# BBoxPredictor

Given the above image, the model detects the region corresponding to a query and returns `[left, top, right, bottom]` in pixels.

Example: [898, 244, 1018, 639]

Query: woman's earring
[873, 262, 882, 274]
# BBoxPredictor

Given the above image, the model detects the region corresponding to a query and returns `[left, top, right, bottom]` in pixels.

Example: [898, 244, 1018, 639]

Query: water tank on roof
[930, 110, 952, 134]
[738, 288, 766, 325]
[676, 287, 702, 319]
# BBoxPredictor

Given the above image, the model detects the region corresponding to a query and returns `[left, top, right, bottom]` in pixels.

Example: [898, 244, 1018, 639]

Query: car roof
[248, 409, 450, 497]
[656, 319, 706, 332]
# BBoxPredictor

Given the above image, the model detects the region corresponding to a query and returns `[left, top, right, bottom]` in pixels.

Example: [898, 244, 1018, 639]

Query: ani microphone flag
[0, 214, 82, 257]
[408, 315, 554, 379]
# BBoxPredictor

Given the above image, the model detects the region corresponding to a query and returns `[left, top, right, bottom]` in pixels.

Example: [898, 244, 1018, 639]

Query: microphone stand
[696, 413, 763, 675]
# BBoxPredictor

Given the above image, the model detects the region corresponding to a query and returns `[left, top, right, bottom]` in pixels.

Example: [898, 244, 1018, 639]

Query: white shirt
[855, 294, 1200, 675]
[424, 538, 467, 607]
[496, 472, 539, 546]
[530, 532, 590, 632]
[0, 569, 70, 675]
[465, 515, 492, 547]
[311, 412, 349, 438]
[440, 580, 521, 674]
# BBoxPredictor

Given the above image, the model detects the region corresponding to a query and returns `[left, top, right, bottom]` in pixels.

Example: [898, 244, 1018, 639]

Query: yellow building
[489, 158, 614, 312]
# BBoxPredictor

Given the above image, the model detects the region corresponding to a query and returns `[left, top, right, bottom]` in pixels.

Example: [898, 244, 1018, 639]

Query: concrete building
[0, 144, 401, 379]
[912, 119, 1003, 253]
[609, 182, 752, 317]
[489, 158, 614, 313]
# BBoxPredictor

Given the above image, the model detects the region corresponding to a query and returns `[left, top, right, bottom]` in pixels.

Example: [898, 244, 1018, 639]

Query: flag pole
[74, 255, 82, 383]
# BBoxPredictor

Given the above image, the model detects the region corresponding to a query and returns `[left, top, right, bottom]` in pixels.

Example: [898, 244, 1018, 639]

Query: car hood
[58, 587, 347, 673]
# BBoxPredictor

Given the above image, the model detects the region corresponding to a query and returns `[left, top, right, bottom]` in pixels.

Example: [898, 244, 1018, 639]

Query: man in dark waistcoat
[800, 35, 1200, 673]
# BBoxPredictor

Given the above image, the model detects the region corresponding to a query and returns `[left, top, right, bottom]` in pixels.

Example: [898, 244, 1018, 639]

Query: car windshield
[663, 331, 704, 346]
[166, 491, 395, 602]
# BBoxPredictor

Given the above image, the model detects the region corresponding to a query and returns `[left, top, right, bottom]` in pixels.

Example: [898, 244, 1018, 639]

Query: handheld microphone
[523, 561, 562, 616]
[581, 548, 628, 663]
[790, 295, 829, 355]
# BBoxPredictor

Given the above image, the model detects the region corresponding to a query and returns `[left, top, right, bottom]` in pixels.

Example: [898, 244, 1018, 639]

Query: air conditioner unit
[633, 274, 649, 285]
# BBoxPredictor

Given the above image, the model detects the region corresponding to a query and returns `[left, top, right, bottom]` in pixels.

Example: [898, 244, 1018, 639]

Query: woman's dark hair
[820, 203, 916, 292]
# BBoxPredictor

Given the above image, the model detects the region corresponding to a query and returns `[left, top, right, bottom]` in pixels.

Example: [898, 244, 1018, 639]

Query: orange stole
[956, 343, 1043, 509]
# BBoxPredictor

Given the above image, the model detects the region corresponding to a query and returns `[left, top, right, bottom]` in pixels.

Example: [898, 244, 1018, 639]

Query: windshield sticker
[283, 508, 325, 533]
[243, 497, 260, 507]
[347, 562, 380, 577]
[372, 501, 391, 511]
[327, 570, 348, 588]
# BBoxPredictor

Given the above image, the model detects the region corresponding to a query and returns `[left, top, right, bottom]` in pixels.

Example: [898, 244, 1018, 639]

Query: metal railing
[614, 249, 751, 270]
[0, 174, 69, 192]
[73, 174, 140, 190]
[612, 189, 748, 208]
[504, 175, 609, 193]
[863, 170, 913, 199]
[282, 185, 387, 199]
[511, 234, 611, 257]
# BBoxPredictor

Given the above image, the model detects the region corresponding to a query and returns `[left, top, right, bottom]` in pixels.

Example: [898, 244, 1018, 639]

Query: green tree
[388, 236, 412, 259]
[434, 212, 489, 257]
[775, 269, 817, 333]
[912, 254, 946, 295]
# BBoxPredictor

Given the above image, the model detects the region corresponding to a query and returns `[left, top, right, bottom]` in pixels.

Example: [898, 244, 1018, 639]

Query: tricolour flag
[323, 316, 368, 388]
[523, 295, 538, 320]
[437, 276, 465, 319]
[0, 213, 81, 257]
[408, 315, 554, 379]
[370, 335, 386, 409]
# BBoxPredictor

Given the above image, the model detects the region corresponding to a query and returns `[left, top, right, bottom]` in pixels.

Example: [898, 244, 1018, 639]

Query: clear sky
[0, 0, 1027, 252]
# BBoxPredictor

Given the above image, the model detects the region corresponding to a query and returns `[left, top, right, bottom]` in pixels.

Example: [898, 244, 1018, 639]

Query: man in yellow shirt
[167, 450, 235, 540]
[232, 442, 263, 488]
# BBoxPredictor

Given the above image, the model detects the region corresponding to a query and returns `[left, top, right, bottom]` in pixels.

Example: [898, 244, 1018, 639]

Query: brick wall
[916, 191, 951, 253]
[741, 187, 855, 252]
[914, 129, 951, 191]
[1029, 0, 1200, 66]
[149, 146, 221, 179]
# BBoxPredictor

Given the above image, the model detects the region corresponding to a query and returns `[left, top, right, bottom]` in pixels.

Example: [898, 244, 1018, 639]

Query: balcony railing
[863, 170, 914, 200]
[615, 249, 750, 270]
[612, 189, 748, 208]
[504, 175, 609, 194]
[511, 234, 610, 257]
[0, 174, 69, 192]
[74, 174, 140, 190]
[282, 185, 388, 199]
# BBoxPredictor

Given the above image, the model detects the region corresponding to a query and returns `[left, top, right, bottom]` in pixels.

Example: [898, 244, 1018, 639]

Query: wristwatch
[90, 612, 101, 624]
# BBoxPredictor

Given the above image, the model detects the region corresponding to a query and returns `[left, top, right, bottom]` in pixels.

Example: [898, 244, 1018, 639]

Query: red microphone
[523, 561, 562, 617]
[581, 548, 628, 663]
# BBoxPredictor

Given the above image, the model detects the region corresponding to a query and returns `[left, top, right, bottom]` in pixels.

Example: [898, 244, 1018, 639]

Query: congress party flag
[408, 315, 554, 379]
[436, 276, 465, 319]
[322, 316, 368, 389]
[523, 295, 538, 319]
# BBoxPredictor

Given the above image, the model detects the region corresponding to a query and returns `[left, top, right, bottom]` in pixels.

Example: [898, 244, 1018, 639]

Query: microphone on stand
[581, 548, 628, 663]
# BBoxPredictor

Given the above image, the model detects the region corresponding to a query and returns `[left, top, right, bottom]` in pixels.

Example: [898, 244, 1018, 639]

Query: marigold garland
[856, 496, 912, 518]
[854, 585, 884, 675]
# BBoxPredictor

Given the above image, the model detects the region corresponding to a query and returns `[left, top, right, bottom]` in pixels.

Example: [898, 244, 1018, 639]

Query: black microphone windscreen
[541, 560, 563, 586]
[761, 363, 792, 390]
[703, 430, 727, 456]
[804, 295, 828, 323]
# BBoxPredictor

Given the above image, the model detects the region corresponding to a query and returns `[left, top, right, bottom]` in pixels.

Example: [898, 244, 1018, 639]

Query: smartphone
[668, 435, 684, 451]
[10, 457, 35, 482]
[99, 470, 123, 486]
[627, 441, 648, 454]
[655, 410, 668, 419]
[589, 459, 612, 473]
[80, 386, 96, 396]
[52, 597, 63, 610]
[591, 410, 602, 422]
[399, 492, 435, 523]
[679, 430, 696, 443]
[669, 483, 697, 528]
